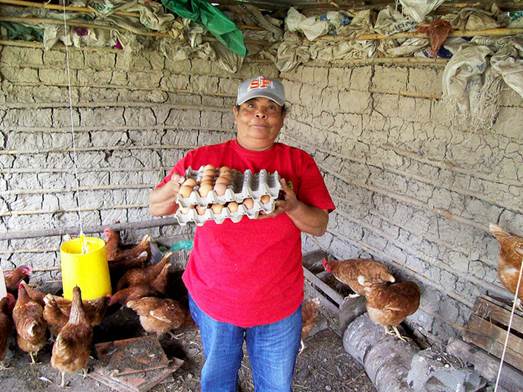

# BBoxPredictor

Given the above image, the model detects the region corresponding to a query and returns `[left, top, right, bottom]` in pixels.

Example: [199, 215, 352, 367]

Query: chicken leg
[392, 326, 408, 342]
[29, 352, 37, 364]
[60, 371, 65, 388]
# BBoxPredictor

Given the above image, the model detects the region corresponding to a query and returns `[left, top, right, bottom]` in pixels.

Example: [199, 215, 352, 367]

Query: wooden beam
[0, 217, 179, 241]
[303, 266, 344, 305]
[447, 338, 523, 392]
[0, 0, 138, 17]
[463, 314, 523, 372]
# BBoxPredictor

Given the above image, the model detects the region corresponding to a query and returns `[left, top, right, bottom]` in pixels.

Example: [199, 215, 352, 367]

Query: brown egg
[261, 195, 271, 204]
[243, 198, 254, 209]
[201, 176, 214, 184]
[203, 164, 215, 171]
[213, 183, 227, 196]
[211, 204, 223, 214]
[219, 166, 231, 173]
[203, 170, 216, 178]
[218, 172, 233, 180]
[227, 202, 239, 213]
[179, 185, 193, 198]
[199, 183, 213, 197]
[182, 178, 197, 187]
[215, 177, 231, 186]
[195, 205, 207, 215]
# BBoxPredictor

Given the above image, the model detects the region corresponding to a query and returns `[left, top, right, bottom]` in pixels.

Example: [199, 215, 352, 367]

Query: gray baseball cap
[236, 76, 285, 106]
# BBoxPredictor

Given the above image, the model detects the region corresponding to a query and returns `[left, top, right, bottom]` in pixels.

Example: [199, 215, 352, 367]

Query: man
[149, 76, 335, 391]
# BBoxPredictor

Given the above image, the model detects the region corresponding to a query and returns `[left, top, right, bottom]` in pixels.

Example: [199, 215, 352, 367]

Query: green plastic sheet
[161, 0, 246, 57]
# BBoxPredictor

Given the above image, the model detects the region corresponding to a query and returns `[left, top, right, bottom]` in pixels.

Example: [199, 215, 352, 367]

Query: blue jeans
[188, 296, 302, 392]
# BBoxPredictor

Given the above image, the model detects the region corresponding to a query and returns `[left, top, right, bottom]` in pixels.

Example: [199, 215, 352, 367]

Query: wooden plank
[463, 314, 523, 372]
[474, 296, 523, 333]
[303, 267, 344, 306]
[0, 217, 179, 241]
[447, 338, 523, 392]
[304, 280, 339, 314]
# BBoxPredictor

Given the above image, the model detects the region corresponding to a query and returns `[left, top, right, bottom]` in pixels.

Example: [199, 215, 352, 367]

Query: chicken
[108, 284, 159, 306]
[417, 19, 452, 57]
[104, 228, 151, 264]
[126, 297, 186, 338]
[12, 283, 47, 363]
[116, 252, 172, 291]
[104, 227, 122, 262]
[489, 224, 523, 309]
[358, 275, 420, 341]
[51, 286, 93, 387]
[45, 294, 108, 328]
[300, 298, 320, 353]
[43, 295, 69, 337]
[322, 257, 395, 297]
[0, 293, 16, 369]
[109, 252, 149, 278]
[22, 283, 46, 307]
[3, 265, 32, 293]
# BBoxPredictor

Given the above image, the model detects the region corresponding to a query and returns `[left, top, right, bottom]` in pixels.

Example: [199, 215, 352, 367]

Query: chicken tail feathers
[69, 287, 87, 325]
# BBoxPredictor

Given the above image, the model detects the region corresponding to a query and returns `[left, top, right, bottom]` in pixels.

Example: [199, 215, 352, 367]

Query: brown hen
[12, 283, 47, 363]
[126, 297, 186, 337]
[300, 298, 320, 353]
[490, 224, 523, 309]
[0, 293, 16, 369]
[359, 275, 420, 341]
[3, 265, 31, 293]
[51, 286, 93, 388]
[109, 284, 159, 306]
[45, 294, 108, 328]
[322, 258, 395, 297]
[43, 295, 69, 337]
[104, 228, 151, 263]
[116, 252, 172, 291]
[23, 283, 46, 306]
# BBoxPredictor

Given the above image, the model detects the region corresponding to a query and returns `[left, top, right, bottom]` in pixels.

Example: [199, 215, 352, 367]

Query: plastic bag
[399, 0, 446, 22]
[161, 0, 246, 57]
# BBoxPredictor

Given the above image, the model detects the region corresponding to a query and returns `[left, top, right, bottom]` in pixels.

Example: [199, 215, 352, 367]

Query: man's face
[233, 97, 285, 151]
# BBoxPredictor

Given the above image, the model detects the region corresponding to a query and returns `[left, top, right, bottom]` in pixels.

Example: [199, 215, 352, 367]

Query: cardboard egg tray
[175, 167, 282, 226]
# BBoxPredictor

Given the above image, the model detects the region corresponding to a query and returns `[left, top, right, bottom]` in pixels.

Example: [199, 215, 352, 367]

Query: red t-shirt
[157, 139, 335, 326]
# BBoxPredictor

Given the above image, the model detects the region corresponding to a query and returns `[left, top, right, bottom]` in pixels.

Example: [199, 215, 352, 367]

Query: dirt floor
[0, 304, 376, 392]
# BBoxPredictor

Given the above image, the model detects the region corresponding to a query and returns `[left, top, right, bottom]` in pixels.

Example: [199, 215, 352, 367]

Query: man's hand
[274, 178, 298, 214]
[149, 173, 184, 216]
[259, 178, 328, 235]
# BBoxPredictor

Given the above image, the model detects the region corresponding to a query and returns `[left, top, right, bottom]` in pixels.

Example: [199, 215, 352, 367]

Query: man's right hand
[149, 173, 184, 216]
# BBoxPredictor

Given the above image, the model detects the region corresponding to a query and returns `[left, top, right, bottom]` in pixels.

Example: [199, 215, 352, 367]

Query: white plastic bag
[399, 0, 446, 22]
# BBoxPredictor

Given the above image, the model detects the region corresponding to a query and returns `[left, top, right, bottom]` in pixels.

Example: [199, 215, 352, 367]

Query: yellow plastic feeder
[60, 235, 112, 301]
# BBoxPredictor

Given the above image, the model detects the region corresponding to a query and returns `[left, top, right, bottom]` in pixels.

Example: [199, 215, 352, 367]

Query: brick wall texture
[1, 45, 522, 343]
[283, 63, 523, 342]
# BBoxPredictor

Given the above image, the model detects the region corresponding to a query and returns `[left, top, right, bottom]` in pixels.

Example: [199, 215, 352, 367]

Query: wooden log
[447, 337, 523, 392]
[318, 27, 523, 41]
[343, 313, 418, 392]
[338, 295, 367, 334]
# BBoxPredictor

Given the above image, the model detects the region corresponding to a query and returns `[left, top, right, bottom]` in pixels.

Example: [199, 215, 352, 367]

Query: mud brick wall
[2, 43, 522, 344]
[281, 63, 523, 342]
[0, 44, 278, 282]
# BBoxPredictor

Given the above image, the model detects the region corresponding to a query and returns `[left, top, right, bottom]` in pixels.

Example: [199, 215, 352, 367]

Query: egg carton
[176, 167, 282, 208]
[175, 198, 277, 226]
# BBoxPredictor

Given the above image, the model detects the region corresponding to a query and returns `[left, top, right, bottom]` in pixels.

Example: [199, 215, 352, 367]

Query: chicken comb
[321, 258, 331, 272]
